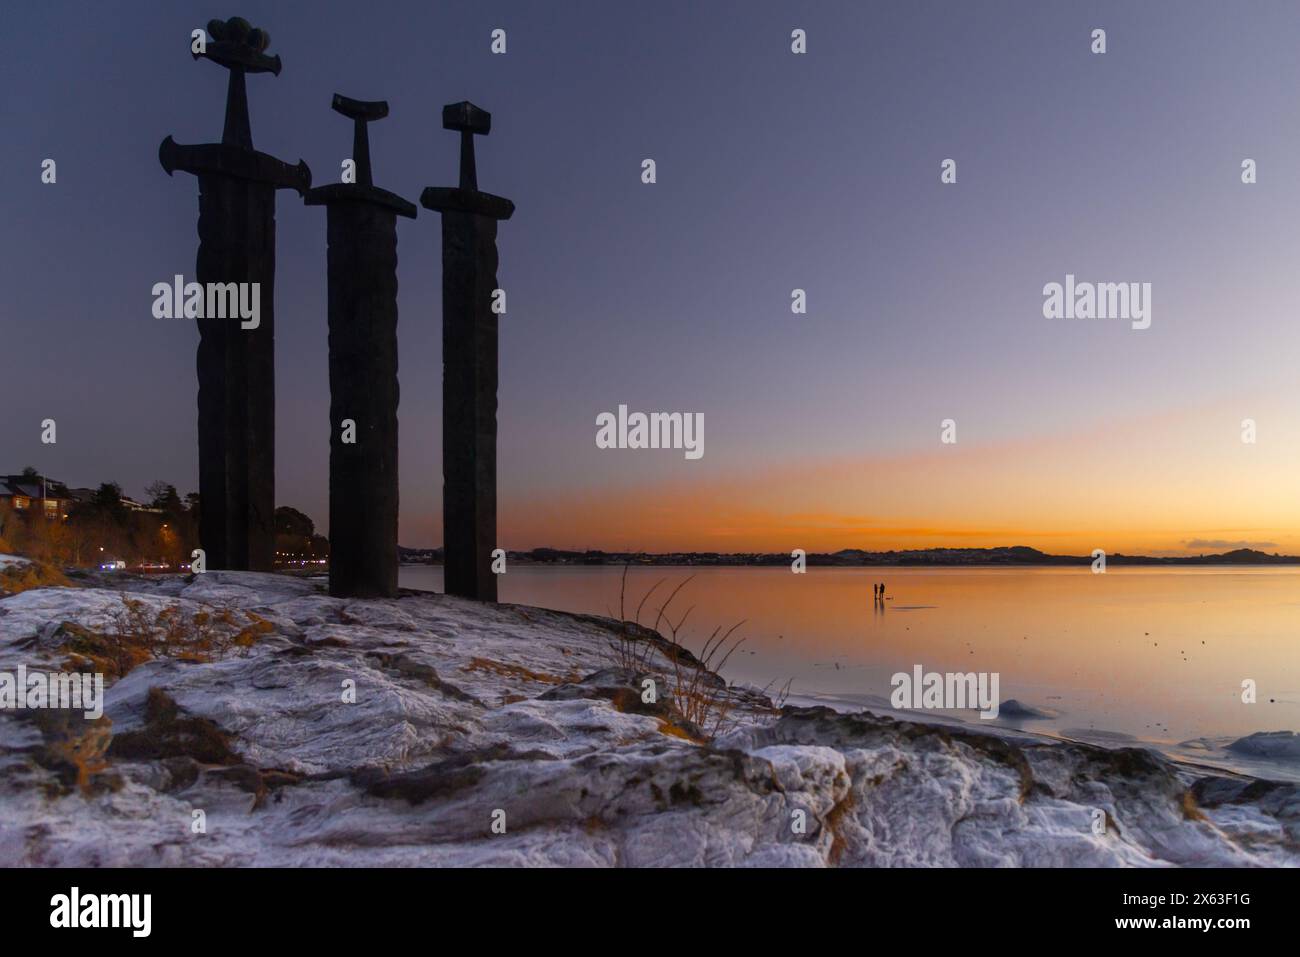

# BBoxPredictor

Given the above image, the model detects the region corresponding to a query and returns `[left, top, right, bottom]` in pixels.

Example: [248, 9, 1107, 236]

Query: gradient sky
[4, 1, 1300, 555]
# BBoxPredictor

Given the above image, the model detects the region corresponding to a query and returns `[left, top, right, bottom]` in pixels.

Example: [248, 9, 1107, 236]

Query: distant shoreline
[397, 544, 1300, 569]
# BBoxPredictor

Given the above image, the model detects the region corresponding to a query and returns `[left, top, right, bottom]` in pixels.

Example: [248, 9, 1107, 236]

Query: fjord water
[399, 565, 1300, 773]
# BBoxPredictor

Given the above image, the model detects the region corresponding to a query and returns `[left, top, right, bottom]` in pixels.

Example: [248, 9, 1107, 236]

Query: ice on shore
[1, 571, 1297, 867]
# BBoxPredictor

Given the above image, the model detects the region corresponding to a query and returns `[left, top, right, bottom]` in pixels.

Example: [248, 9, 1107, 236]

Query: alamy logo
[0, 666, 103, 720]
[50, 887, 151, 937]
[596, 405, 703, 460]
[1042, 274, 1150, 330]
[891, 665, 1000, 719]
[152, 275, 261, 329]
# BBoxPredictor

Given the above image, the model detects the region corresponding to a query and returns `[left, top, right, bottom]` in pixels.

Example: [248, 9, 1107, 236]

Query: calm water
[399, 564, 1300, 772]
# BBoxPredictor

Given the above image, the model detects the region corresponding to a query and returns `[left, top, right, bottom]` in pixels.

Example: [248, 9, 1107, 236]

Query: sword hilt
[332, 94, 389, 188]
[442, 102, 491, 192]
[193, 17, 282, 150]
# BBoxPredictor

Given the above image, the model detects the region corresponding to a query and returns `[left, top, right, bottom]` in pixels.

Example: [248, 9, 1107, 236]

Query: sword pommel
[442, 102, 491, 135]
[334, 95, 389, 122]
[198, 18, 281, 74]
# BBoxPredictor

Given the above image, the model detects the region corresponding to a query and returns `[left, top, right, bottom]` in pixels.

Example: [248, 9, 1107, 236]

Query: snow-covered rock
[0, 571, 1296, 867]
[1228, 731, 1300, 761]
[997, 699, 1057, 719]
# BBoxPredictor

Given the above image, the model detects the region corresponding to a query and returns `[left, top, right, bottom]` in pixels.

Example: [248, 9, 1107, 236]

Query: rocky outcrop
[0, 570, 1296, 866]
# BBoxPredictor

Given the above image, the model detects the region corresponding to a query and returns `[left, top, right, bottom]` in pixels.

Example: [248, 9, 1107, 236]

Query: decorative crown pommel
[198, 16, 281, 75]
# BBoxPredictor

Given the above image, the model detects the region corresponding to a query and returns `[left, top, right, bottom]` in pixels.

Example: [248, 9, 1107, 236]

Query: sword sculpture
[306, 95, 416, 597]
[159, 16, 310, 571]
[422, 102, 514, 602]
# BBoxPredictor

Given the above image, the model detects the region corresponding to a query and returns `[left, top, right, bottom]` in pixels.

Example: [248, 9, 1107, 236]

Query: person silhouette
[880, 582, 886, 601]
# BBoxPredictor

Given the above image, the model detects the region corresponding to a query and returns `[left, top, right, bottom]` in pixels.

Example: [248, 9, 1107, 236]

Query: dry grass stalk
[607, 566, 751, 739]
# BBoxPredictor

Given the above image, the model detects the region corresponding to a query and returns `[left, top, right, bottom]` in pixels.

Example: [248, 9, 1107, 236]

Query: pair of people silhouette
[873, 582, 887, 603]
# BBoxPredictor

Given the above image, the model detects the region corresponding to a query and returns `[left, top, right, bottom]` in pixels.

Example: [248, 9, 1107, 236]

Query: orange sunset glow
[501, 396, 1300, 555]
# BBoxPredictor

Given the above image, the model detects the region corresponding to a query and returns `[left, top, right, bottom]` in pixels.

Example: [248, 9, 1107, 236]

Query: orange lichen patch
[824, 785, 857, 866]
[462, 657, 566, 685]
[31, 709, 115, 796]
[656, 719, 706, 743]
[500, 694, 527, 705]
[232, 612, 275, 650]
[1181, 790, 1207, 822]
[603, 688, 643, 714]
[0, 560, 70, 595]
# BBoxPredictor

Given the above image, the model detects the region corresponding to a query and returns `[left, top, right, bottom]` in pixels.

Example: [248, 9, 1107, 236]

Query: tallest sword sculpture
[159, 16, 310, 571]
[422, 102, 514, 602]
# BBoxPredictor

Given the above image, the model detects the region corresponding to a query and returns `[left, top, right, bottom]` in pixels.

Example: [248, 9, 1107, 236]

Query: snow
[1228, 730, 1300, 761]
[997, 699, 1057, 719]
[1, 570, 1297, 867]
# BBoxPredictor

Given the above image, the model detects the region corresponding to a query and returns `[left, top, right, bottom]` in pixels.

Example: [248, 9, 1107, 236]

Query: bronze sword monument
[159, 16, 310, 571]
[422, 102, 514, 602]
[306, 95, 416, 598]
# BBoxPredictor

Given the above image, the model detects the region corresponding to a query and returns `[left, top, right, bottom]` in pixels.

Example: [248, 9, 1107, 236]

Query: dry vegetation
[60, 595, 274, 680]
[0, 557, 70, 595]
[5, 575, 276, 795]
[608, 565, 758, 739]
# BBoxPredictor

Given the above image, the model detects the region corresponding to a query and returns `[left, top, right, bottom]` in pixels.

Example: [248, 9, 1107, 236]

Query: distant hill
[397, 545, 1300, 567]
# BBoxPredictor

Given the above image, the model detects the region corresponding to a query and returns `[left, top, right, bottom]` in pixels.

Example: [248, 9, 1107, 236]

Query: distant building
[0, 476, 66, 520]
[63, 487, 97, 506]
[2, 478, 161, 517]
[120, 496, 162, 514]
